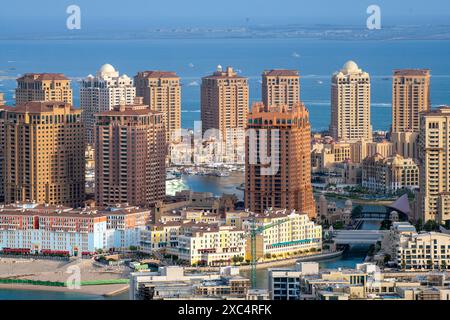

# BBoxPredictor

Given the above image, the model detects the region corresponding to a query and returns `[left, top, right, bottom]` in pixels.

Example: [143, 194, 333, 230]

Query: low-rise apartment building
[130, 266, 250, 300]
[361, 153, 419, 194]
[0, 203, 149, 255]
[140, 222, 183, 254]
[176, 224, 246, 266]
[395, 232, 450, 271]
[269, 262, 450, 300]
[242, 209, 322, 261]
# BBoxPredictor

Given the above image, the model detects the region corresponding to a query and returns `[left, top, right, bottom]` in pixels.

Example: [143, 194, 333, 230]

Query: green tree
[424, 220, 439, 232]
[351, 205, 364, 220]
[333, 221, 344, 230]
[231, 255, 244, 265]
[380, 219, 392, 230]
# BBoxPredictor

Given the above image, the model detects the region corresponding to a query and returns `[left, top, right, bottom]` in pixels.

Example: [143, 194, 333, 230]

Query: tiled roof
[11, 101, 76, 113]
[263, 69, 299, 77]
[137, 71, 179, 78]
[17, 73, 70, 81]
[393, 69, 430, 77]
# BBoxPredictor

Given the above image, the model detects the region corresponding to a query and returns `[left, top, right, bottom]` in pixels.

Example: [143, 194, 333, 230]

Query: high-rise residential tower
[94, 99, 166, 207]
[0, 93, 4, 106]
[80, 64, 136, 144]
[134, 71, 181, 143]
[15, 73, 73, 105]
[392, 69, 430, 133]
[330, 61, 372, 142]
[201, 66, 249, 163]
[418, 107, 450, 224]
[0, 102, 10, 203]
[245, 102, 316, 219]
[4, 101, 85, 207]
[262, 69, 300, 109]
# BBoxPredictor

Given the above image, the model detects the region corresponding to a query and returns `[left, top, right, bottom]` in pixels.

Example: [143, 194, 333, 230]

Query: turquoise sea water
[0, 289, 103, 300]
[1, 39, 450, 131]
[0, 288, 129, 300]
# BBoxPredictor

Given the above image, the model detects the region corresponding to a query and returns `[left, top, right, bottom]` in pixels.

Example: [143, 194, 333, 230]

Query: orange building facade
[245, 103, 316, 219]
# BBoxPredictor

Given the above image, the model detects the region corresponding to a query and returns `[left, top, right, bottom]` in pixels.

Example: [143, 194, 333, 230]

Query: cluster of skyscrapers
[0, 64, 317, 220]
[0, 59, 448, 232]
[315, 61, 448, 226]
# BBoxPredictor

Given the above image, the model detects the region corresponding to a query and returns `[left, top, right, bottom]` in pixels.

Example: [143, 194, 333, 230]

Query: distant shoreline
[2, 36, 450, 42]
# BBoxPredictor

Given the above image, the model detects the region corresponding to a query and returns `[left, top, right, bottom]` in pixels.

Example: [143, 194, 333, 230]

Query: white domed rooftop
[342, 60, 360, 73]
[99, 64, 116, 73]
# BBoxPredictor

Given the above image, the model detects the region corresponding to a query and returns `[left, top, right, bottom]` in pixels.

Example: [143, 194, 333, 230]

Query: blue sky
[1, 0, 450, 33]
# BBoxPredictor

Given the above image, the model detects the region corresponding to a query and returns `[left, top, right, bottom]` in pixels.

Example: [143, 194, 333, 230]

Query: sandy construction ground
[0, 257, 130, 296]
[0, 283, 129, 296]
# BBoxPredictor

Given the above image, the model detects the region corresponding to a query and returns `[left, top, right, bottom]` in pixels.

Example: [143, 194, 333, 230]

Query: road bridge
[332, 230, 387, 245]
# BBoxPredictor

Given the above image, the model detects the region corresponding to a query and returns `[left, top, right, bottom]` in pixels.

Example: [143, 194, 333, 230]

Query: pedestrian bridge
[332, 230, 387, 245]
[353, 211, 390, 221]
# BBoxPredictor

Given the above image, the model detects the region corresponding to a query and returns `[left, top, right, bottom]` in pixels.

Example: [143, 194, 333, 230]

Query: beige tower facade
[262, 70, 300, 109]
[201, 66, 249, 163]
[81, 64, 136, 145]
[134, 71, 181, 143]
[94, 102, 166, 207]
[330, 61, 372, 142]
[245, 103, 316, 219]
[4, 102, 85, 207]
[391, 131, 419, 160]
[16, 73, 73, 105]
[0, 104, 10, 202]
[392, 69, 430, 133]
[418, 107, 450, 224]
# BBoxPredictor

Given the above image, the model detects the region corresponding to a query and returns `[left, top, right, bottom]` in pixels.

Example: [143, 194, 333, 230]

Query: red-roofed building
[4, 101, 85, 208]
[16, 73, 73, 105]
[94, 103, 166, 207]
[134, 70, 181, 143]
[262, 69, 300, 109]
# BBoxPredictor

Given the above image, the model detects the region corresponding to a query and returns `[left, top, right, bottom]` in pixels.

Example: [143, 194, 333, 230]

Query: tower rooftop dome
[99, 64, 116, 74]
[342, 61, 360, 73]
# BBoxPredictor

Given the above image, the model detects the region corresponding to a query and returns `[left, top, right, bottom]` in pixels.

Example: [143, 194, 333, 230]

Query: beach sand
[0, 283, 129, 296]
[0, 257, 130, 296]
